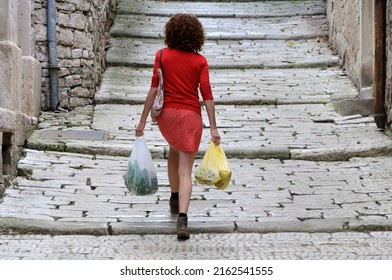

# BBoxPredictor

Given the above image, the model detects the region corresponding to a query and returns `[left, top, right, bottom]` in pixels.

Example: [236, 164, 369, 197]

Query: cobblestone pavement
[1, 232, 392, 260]
[1, 0, 392, 260]
[2, 152, 392, 235]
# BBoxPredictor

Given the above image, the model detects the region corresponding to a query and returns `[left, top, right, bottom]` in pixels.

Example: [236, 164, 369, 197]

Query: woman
[135, 14, 220, 240]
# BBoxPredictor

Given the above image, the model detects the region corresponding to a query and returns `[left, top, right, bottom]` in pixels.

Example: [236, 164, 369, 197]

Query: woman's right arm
[136, 51, 161, 136]
[135, 86, 158, 136]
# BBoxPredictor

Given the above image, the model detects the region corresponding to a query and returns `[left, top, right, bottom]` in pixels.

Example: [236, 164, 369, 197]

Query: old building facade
[0, 0, 116, 194]
[326, 0, 392, 129]
[1, 0, 41, 195]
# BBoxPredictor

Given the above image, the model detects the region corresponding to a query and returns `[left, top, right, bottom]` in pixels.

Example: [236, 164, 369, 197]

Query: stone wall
[325, 0, 361, 89]
[326, 0, 392, 129]
[33, 0, 116, 109]
[387, 0, 392, 127]
[1, 0, 116, 193]
[1, 0, 42, 193]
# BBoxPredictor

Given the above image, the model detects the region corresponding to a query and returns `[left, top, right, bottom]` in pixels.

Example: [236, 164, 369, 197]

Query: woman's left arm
[199, 59, 220, 145]
[204, 99, 220, 145]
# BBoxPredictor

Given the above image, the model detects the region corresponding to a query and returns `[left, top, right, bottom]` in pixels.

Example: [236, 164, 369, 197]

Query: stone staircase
[87, 0, 373, 161]
[26, 0, 389, 160]
[3, 0, 392, 236]
[97, 0, 348, 106]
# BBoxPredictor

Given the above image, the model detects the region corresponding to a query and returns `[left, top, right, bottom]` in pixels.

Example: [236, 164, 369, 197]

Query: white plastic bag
[124, 136, 158, 195]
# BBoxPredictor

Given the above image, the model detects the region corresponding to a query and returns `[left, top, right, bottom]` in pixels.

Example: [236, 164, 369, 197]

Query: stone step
[116, 0, 326, 18]
[4, 149, 392, 234]
[25, 104, 391, 161]
[95, 67, 358, 105]
[110, 14, 329, 40]
[106, 37, 339, 69]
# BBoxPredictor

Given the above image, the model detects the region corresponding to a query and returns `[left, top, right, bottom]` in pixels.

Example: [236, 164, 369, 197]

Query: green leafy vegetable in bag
[124, 136, 158, 196]
[125, 160, 158, 195]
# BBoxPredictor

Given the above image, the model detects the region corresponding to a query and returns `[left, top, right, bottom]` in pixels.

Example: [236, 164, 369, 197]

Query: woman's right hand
[210, 127, 221, 146]
[135, 121, 146, 137]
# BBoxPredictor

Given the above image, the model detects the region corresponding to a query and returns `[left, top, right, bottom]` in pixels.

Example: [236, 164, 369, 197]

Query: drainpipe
[47, 0, 60, 111]
[374, 0, 387, 129]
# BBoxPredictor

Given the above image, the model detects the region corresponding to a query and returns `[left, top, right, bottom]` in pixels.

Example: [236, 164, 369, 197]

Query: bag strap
[159, 49, 163, 73]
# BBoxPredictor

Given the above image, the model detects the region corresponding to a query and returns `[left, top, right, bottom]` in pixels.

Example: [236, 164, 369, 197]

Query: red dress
[151, 48, 213, 153]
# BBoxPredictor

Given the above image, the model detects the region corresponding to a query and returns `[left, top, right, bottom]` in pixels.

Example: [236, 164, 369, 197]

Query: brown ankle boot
[169, 198, 179, 214]
[177, 216, 190, 240]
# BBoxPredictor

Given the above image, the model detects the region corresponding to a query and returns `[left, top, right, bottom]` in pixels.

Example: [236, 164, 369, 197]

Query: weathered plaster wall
[325, 0, 361, 88]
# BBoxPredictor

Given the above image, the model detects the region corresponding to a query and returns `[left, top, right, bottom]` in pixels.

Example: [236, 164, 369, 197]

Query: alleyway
[1, 0, 392, 260]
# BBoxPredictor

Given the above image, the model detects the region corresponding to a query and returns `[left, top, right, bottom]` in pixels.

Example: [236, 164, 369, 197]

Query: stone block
[69, 13, 87, 30]
[58, 28, 74, 46]
[74, 30, 92, 50]
[34, 24, 47, 42]
[57, 2, 76, 13]
[0, 218, 109, 235]
[71, 86, 91, 98]
[58, 13, 70, 28]
[18, 0, 33, 56]
[0, 0, 18, 43]
[57, 45, 72, 59]
[68, 0, 91, 12]
[0, 41, 22, 111]
[0, 108, 17, 132]
[333, 99, 374, 116]
[21, 56, 42, 117]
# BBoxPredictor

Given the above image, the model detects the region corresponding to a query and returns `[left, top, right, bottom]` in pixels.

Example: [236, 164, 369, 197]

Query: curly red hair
[164, 13, 205, 52]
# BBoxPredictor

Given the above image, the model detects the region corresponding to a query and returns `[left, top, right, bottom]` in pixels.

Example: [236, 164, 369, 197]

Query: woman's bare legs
[178, 150, 197, 214]
[168, 146, 196, 214]
[168, 147, 179, 193]
[167, 146, 196, 240]
[168, 147, 180, 214]
[176, 150, 196, 240]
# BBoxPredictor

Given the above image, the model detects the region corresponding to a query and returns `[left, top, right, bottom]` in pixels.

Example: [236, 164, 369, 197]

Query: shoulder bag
[150, 49, 164, 122]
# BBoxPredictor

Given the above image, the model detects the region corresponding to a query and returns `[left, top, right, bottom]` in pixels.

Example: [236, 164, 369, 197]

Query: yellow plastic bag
[195, 142, 232, 190]
[214, 144, 232, 190]
[195, 142, 220, 185]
